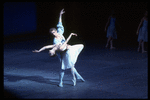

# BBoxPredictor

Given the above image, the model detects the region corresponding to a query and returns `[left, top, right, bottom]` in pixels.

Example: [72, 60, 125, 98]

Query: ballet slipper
[77, 76, 85, 82]
[58, 82, 63, 87]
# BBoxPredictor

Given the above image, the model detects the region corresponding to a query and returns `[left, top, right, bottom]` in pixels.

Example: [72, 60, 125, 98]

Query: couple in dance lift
[33, 9, 85, 87]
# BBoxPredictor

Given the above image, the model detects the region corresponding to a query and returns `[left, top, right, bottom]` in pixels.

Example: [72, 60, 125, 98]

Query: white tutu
[106, 17, 117, 39]
[61, 44, 84, 70]
[138, 20, 148, 42]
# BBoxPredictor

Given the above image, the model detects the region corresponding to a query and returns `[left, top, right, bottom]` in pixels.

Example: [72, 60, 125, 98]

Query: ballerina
[136, 11, 148, 53]
[105, 10, 118, 50]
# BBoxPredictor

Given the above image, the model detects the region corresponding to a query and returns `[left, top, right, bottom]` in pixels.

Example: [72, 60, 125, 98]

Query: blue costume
[138, 20, 148, 42]
[53, 22, 65, 45]
[53, 22, 84, 87]
[53, 22, 83, 70]
[106, 17, 117, 39]
[53, 22, 66, 62]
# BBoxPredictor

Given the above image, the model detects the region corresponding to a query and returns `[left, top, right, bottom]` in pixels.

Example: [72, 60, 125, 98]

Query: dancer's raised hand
[71, 33, 77, 36]
[60, 8, 65, 15]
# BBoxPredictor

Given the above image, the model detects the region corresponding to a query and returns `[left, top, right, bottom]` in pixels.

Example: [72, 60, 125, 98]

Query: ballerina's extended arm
[33, 33, 77, 53]
[32, 45, 55, 53]
[59, 33, 77, 51]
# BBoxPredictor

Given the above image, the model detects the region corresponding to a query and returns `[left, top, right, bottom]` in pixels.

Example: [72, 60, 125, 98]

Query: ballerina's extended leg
[74, 44, 85, 82]
[73, 67, 85, 82]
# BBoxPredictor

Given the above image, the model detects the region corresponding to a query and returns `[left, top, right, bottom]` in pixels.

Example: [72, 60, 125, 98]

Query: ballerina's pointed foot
[77, 76, 85, 82]
[58, 82, 63, 87]
[72, 78, 76, 86]
[81, 78, 85, 82]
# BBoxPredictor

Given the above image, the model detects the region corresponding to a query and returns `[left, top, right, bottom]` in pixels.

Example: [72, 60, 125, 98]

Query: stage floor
[4, 39, 148, 99]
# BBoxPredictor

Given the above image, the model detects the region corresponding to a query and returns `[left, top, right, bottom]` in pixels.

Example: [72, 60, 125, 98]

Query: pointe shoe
[72, 78, 76, 86]
[58, 82, 63, 87]
[77, 76, 85, 82]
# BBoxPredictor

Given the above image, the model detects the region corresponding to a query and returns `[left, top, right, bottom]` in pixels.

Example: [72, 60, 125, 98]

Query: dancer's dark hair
[49, 28, 57, 34]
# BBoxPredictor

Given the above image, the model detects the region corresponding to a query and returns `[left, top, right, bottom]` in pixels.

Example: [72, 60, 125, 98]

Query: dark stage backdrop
[4, 2, 147, 46]
[4, 2, 37, 36]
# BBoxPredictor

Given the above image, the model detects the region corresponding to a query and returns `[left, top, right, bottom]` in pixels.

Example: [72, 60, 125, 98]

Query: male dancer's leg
[58, 69, 65, 87]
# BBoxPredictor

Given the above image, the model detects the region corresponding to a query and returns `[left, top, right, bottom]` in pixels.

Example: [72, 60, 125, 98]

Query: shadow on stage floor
[3, 39, 148, 99]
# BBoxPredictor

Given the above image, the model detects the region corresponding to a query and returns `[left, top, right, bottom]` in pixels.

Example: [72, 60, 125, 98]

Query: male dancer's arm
[57, 9, 65, 35]
[59, 9, 65, 23]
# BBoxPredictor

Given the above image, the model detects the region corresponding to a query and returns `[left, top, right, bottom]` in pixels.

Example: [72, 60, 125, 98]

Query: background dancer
[105, 10, 118, 50]
[136, 11, 148, 53]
